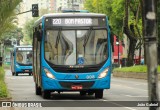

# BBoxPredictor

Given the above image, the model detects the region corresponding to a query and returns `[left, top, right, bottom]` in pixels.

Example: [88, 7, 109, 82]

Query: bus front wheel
[12, 72, 15, 76]
[42, 90, 51, 99]
[15, 72, 18, 76]
[80, 91, 87, 96]
[35, 84, 41, 95]
[29, 73, 32, 76]
[95, 89, 103, 99]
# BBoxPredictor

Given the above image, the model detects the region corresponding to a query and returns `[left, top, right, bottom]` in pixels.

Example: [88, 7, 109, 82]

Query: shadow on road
[48, 92, 98, 100]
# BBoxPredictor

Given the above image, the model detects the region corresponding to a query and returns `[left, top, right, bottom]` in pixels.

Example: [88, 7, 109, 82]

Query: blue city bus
[11, 46, 33, 76]
[33, 13, 112, 99]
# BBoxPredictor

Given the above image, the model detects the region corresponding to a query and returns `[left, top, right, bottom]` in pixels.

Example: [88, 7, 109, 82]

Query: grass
[0, 66, 8, 98]
[113, 65, 160, 73]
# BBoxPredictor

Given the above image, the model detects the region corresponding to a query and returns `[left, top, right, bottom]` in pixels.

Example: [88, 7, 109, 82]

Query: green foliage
[23, 18, 38, 44]
[113, 65, 160, 73]
[0, 0, 22, 38]
[84, 0, 124, 37]
[23, 8, 50, 45]
[0, 67, 8, 98]
[1, 27, 23, 40]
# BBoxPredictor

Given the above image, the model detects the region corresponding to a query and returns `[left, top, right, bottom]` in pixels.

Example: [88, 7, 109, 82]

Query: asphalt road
[3, 69, 160, 110]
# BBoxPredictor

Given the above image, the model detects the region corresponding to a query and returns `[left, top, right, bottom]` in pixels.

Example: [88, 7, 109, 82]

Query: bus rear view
[33, 13, 112, 99]
[11, 46, 33, 76]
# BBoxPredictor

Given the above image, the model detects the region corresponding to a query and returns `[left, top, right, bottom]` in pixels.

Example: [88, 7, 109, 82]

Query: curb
[113, 72, 160, 80]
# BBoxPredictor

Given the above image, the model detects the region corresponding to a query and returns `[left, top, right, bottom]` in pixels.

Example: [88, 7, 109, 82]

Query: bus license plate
[71, 85, 83, 90]
[25, 70, 29, 72]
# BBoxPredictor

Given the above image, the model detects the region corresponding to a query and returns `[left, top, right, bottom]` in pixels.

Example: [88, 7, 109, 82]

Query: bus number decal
[86, 75, 95, 79]
[52, 19, 61, 25]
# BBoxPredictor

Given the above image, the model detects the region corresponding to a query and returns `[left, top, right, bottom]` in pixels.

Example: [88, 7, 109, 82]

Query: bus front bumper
[42, 76, 111, 91]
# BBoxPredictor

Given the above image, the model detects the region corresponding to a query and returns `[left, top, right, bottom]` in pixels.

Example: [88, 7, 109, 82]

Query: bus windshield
[45, 29, 108, 66]
[16, 49, 32, 65]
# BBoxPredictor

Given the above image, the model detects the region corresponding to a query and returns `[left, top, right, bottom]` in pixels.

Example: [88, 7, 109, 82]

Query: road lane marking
[124, 107, 137, 110]
[104, 100, 137, 110]
[112, 84, 147, 91]
[125, 95, 148, 98]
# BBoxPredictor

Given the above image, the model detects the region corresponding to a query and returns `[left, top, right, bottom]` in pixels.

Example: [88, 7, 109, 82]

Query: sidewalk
[113, 72, 160, 80]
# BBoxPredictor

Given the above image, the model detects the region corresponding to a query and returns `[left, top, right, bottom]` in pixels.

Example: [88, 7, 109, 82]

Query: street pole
[144, 0, 159, 110]
[118, 41, 120, 65]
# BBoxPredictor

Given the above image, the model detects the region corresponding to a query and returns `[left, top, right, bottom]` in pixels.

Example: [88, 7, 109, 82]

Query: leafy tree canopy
[0, 0, 22, 38]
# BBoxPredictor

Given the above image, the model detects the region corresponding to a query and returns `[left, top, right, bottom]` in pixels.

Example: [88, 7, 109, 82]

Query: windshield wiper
[83, 27, 93, 48]
[55, 28, 61, 48]
[83, 27, 93, 55]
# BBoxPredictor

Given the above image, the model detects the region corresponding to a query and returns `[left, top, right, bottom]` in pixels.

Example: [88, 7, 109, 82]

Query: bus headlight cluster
[16, 64, 20, 68]
[98, 67, 109, 79]
[44, 68, 55, 79]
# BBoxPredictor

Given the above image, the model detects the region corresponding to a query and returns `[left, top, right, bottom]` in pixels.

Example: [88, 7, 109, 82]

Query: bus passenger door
[33, 32, 41, 87]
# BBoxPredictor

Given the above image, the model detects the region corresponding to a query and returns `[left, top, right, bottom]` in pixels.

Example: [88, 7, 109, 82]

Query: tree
[0, 0, 22, 38]
[23, 8, 49, 45]
[1, 27, 24, 45]
[84, 0, 143, 66]
[123, 0, 142, 66]
[157, 0, 160, 64]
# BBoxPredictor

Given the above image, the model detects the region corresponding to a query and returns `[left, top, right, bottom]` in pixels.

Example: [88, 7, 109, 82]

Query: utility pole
[144, 0, 159, 110]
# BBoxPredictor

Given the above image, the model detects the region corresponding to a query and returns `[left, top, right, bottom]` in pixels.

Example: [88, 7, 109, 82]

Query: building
[56, 0, 85, 12]
[49, 0, 56, 12]
[113, 34, 145, 66]
[56, 0, 68, 12]
[17, 0, 51, 27]
[112, 35, 123, 64]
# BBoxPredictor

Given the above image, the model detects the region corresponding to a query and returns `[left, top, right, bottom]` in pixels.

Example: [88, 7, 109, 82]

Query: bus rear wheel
[42, 90, 51, 99]
[95, 89, 103, 99]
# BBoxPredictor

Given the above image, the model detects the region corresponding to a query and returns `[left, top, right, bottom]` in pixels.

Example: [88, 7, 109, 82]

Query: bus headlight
[16, 64, 20, 68]
[98, 67, 109, 79]
[44, 68, 55, 79]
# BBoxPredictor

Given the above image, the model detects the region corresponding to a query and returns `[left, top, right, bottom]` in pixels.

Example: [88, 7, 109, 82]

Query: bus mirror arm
[110, 33, 114, 52]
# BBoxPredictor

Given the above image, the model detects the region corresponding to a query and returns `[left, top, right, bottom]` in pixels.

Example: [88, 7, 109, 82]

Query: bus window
[45, 29, 108, 66]
[27, 52, 32, 63]
[16, 50, 32, 65]
[16, 52, 23, 63]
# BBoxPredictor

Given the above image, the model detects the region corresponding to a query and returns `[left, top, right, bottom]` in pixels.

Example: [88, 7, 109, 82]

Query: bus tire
[88, 91, 94, 95]
[95, 89, 103, 99]
[29, 73, 32, 76]
[42, 90, 51, 99]
[12, 72, 15, 76]
[16, 72, 18, 76]
[80, 91, 87, 96]
[35, 84, 41, 95]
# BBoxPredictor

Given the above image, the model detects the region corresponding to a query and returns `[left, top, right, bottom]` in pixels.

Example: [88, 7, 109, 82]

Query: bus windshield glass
[45, 29, 108, 66]
[16, 47, 32, 65]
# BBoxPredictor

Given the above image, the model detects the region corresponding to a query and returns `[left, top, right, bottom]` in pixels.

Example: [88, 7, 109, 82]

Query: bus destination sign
[45, 17, 106, 27]
[52, 18, 93, 26]
[17, 48, 32, 51]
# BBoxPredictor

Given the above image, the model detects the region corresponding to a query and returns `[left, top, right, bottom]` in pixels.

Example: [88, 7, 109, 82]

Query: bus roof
[34, 13, 107, 27]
